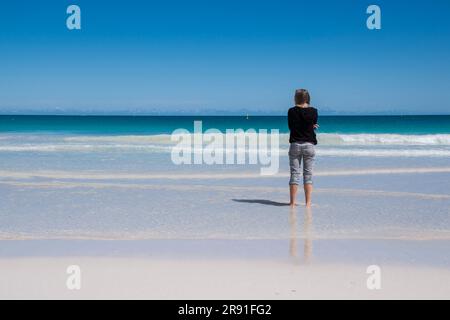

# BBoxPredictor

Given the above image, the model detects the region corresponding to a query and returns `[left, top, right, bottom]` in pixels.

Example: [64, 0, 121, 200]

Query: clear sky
[1, 0, 450, 115]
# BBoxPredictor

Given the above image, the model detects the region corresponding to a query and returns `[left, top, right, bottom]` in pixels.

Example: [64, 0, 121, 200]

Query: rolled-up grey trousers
[289, 142, 315, 185]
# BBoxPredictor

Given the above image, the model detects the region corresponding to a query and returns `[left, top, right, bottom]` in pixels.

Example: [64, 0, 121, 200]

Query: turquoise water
[1, 115, 450, 134]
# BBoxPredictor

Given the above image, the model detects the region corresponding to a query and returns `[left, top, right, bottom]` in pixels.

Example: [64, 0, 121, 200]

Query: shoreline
[1, 239, 449, 267]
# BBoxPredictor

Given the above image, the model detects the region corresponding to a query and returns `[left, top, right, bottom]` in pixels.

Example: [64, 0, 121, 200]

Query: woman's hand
[313, 124, 320, 130]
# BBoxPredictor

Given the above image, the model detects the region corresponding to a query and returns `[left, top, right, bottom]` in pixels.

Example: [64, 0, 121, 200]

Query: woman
[288, 89, 319, 207]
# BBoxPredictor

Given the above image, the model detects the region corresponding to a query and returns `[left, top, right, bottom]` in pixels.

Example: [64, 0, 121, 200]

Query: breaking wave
[1, 133, 450, 157]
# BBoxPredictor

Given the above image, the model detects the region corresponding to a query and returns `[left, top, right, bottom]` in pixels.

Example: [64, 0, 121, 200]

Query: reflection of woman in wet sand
[303, 208, 313, 263]
[289, 208, 312, 263]
[288, 89, 319, 207]
[289, 207, 313, 264]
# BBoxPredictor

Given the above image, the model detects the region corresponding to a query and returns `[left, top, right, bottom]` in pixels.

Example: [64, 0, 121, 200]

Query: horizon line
[1, 113, 450, 117]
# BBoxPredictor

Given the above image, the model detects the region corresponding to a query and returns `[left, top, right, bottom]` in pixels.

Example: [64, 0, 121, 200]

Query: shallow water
[0, 116, 449, 240]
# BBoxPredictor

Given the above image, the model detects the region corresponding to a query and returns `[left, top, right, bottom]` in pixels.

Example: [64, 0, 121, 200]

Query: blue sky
[1, 0, 450, 115]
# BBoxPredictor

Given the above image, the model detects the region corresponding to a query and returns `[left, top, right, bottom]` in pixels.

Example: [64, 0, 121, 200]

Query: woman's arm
[313, 109, 319, 129]
[288, 109, 293, 131]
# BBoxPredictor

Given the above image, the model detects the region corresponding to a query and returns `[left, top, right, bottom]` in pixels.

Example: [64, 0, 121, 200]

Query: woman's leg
[302, 145, 315, 207]
[289, 144, 301, 206]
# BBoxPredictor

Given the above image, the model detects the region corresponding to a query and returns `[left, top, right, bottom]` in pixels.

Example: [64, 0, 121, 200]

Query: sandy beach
[1, 165, 450, 299]
[1, 239, 450, 299]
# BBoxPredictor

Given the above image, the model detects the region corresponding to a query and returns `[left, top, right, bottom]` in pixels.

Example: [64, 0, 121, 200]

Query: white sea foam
[1, 133, 450, 157]
[1, 167, 450, 181]
[317, 134, 450, 145]
[67, 133, 450, 145]
[0, 144, 171, 153]
[317, 148, 450, 157]
[1, 144, 450, 157]
[63, 134, 175, 144]
[62, 133, 450, 145]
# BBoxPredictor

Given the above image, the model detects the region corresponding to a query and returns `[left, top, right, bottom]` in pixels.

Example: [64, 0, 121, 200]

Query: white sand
[1, 257, 450, 300]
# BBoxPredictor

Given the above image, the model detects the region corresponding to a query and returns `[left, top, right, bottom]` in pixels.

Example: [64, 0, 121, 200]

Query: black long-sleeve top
[288, 106, 318, 145]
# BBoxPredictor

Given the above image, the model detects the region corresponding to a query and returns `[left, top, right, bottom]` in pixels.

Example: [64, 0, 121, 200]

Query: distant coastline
[1, 113, 450, 117]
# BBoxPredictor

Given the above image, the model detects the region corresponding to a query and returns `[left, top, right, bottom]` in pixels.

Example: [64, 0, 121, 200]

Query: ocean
[1, 115, 450, 158]
[2, 115, 450, 134]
